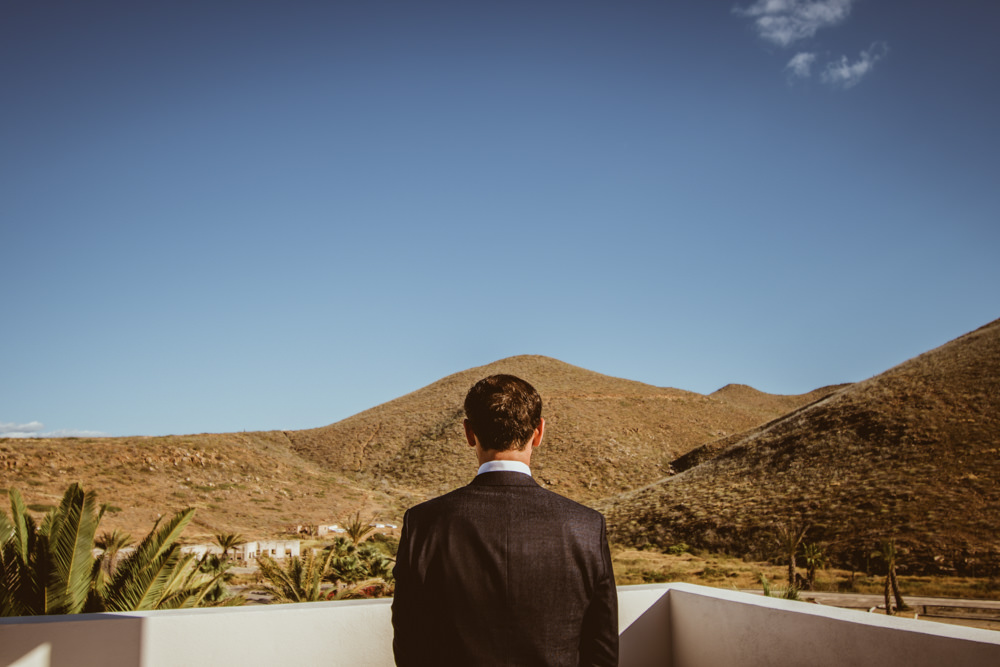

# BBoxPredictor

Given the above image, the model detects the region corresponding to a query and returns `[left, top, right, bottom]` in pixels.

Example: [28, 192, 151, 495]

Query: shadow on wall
[619, 591, 672, 667]
[2, 614, 144, 667]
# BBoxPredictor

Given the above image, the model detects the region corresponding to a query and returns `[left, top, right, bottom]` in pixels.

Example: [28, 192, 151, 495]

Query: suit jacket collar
[469, 471, 540, 487]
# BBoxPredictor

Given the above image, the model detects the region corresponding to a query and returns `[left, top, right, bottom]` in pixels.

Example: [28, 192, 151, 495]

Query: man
[391, 374, 618, 667]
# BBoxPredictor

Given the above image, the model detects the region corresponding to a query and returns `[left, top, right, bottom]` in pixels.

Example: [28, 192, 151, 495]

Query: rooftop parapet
[2, 583, 999, 666]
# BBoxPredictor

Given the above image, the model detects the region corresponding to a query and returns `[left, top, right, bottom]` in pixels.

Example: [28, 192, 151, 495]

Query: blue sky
[2, 0, 998, 438]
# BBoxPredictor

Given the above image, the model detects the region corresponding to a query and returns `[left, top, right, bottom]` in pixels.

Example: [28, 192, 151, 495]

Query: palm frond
[168, 566, 233, 609]
[44, 484, 100, 615]
[0, 541, 32, 616]
[0, 501, 14, 545]
[8, 490, 34, 565]
[105, 545, 183, 611]
[102, 508, 196, 612]
[1, 489, 45, 616]
[255, 553, 329, 603]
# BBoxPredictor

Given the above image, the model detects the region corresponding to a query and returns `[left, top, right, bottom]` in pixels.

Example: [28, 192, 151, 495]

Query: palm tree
[322, 538, 393, 587]
[196, 554, 242, 605]
[355, 542, 394, 582]
[0, 484, 103, 616]
[0, 483, 227, 616]
[95, 529, 133, 581]
[343, 512, 377, 547]
[213, 532, 244, 560]
[324, 538, 366, 586]
[801, 542, 828, 591]
[255, 538, 396, 604]
[877, 539, 907, 615]
[256, 549, 336, 603]
[775, 522, 809, 589]
[97, 507, 225, 611]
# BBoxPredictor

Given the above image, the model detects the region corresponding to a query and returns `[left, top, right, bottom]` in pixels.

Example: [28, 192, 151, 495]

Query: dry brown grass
[602, 319, 1000, 576]
[611, 547, 1000, 600]
[0, 355, 823, 541]
[4, 318, 998, 586]
[0, 431, 401, 541]
[284, 355, 830, 503]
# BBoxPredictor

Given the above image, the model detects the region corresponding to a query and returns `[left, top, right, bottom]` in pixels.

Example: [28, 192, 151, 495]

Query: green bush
[665, 542, 690, 556]
[370, 533, 400, 557]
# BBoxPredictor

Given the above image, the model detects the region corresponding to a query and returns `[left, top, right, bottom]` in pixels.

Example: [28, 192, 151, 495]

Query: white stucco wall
[1, 583, 998, 667]
[665, 584, 1000, 667]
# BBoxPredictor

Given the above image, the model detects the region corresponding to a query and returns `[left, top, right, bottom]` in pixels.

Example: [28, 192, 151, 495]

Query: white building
[177, 540, 302, 562]
[178, 544, 223, 559]
[236, 540, 299, 560]
[317, 524, 346, 537]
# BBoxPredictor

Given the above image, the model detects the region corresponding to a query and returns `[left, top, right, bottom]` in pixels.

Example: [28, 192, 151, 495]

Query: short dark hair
[464, 374, 542, 451]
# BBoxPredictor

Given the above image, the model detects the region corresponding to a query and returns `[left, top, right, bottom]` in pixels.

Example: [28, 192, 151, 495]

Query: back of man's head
[464, 374, 542, 451]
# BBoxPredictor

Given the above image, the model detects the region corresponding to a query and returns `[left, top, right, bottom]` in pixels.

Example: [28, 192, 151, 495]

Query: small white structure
[367, 522, 398, 532]
[237, 540, 299, 561]
[317, 524, 346, 537]
[178, 545, 223, 559]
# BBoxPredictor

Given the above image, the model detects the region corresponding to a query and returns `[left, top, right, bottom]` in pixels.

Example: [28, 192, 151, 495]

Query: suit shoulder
[531, 486, 607, 524]
[403, 486, 468, 519]
[402, 480, 607, 528]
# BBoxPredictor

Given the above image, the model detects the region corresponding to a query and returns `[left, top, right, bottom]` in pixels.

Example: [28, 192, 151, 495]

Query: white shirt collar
[477, 460, 532, 477]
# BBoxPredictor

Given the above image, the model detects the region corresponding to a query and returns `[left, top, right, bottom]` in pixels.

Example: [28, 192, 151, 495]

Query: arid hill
[283, 355, 836, 502]
[0, 430, 398, 540]
[673, 383, 852, 473]
[600, 319, 1000, 575]
[710, 383, 851, 423]
[0, 355, 828, 540]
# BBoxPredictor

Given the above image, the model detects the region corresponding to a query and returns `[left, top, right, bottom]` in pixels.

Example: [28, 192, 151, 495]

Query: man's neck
[477, 460, 532, 476]
[474, 442, 533, 468]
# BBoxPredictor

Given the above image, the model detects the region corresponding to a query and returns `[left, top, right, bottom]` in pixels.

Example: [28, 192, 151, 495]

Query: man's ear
[530, 418, 545, 449]
[464, 419, 478, 448]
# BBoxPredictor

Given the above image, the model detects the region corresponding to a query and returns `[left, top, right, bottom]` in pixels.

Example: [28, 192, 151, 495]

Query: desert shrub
[759, 574, 800, 600]
[665, 542, 689, 556]
[698, 565, 733, 580]
[637, 569, 686, 584]
[370, 532, 399, 557]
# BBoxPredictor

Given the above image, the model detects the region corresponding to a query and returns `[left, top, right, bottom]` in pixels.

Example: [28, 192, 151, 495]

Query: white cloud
[821, 42, 888, 88]
[0, 421, 107, 439]
[0, 421, 45, 437]
[39, 429, 109, 439]
[786, 52, 817, 78]
[736, 1, 888, 89]
[735, 0, 854, 47]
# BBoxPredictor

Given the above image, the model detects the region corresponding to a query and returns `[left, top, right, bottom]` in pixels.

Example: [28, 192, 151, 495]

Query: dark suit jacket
[391, 471, 618, 667]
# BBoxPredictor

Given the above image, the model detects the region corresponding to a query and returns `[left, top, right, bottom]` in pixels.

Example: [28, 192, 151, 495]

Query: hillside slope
[284, 355, 830, 501]
[673, 383, 853, 473]
[0, 430, 397, 540]
[0, 356, 839, 539]
[600, 319, 1000, 574]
